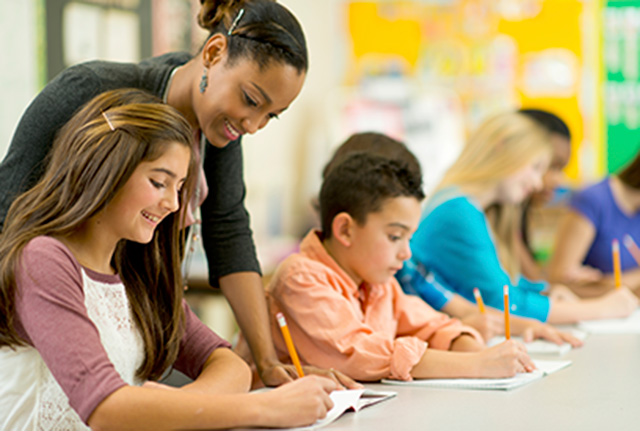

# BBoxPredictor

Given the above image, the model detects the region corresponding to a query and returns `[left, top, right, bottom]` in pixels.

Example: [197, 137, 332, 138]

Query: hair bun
[198, 0, 244, 32]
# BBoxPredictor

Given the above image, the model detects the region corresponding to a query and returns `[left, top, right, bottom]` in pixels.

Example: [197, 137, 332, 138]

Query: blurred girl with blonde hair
[398, 112, 637, 325]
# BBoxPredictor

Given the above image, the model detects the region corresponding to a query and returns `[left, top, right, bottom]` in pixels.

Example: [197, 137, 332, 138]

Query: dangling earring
[199, 67, 209, 94]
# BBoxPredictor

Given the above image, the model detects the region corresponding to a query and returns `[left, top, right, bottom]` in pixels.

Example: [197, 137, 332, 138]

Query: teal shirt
[401, 188, 550, 322]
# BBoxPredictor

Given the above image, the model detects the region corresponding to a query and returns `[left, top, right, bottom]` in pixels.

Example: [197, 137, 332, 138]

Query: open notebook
[578, 309, 640, 334]
[380, 360, 571, 391]
[238, 389, 396, 431]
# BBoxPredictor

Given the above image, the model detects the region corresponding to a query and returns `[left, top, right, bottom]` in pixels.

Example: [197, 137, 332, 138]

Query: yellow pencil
[473, 287, 486, 314]
[623, 234, 640, 267]
[276, 312, 305, 378]
[612, 239, 622, 289]
[503, 285, 510, 340]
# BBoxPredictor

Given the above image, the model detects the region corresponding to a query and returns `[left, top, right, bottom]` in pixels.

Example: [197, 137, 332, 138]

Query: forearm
[510, 314, 540, 334]
[88, 386, 265, 431]
[410, 335, 483, 379]
[410, 349, 479, 379]
[562, 269, 640, 293]
[548, 210, 596, 283]
[565, 281, 614, 298]
[181, 348, 251, 395]
[547, 298, 607, 324]
[219, 272, 279, 372]
[440, 295, 477, 318]
[449, 334, 484, 352]
[516, 235, 545, 281]
[411, 337, 534, 379]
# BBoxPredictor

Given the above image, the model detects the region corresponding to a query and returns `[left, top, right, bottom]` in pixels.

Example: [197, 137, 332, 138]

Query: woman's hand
[255, 376, 338, 428]
[259, 362, 363, 389]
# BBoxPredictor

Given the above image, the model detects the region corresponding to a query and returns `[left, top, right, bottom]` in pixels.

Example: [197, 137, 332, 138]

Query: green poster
[604, 1, 640, 173]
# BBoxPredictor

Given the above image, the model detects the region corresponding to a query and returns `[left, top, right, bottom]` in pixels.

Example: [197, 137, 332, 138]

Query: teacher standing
[0, 0, 355, 388]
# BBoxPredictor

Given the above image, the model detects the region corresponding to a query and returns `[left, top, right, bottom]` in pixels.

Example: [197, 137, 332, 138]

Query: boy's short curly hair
[322, 132, 422, 180]
[319, 152, 425, 239]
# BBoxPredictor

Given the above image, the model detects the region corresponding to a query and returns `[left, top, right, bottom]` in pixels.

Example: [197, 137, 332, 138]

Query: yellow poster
[346, 0, 595, 180]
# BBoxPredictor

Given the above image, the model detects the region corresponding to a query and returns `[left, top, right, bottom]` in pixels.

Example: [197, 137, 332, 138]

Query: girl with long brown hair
[0, 89, 335, 431]
[0, 0, 356, 388]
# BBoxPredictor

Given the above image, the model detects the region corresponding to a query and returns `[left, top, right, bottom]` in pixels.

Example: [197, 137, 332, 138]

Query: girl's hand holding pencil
[255, 376, 338, 428]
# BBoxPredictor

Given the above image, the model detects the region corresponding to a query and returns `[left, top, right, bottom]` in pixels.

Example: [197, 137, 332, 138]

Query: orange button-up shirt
[267, 230, 482, 382]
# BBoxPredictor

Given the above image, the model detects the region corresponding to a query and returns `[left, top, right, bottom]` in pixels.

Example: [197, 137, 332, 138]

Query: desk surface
[326, 334, 640, 430]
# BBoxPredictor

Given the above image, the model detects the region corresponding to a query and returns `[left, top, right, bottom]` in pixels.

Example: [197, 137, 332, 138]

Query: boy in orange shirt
[266, 152, 534, 382]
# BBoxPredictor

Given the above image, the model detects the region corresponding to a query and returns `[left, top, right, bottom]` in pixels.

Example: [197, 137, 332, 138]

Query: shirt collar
[299, 229, 361, 296]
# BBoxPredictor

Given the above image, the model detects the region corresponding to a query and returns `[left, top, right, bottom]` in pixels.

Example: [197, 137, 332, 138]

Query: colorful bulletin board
[603, 1, 640, 173]
[344, 1, 614, 181]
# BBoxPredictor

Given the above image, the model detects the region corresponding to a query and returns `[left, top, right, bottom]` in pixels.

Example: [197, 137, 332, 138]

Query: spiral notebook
[380, 359, 571, 391]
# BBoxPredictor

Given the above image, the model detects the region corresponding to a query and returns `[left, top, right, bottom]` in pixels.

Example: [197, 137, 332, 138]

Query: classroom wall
[3, 0, 640, 275]
[241, 0, 347, 272]
[0, 0, 334, 273]
[0, 0, 41, 161]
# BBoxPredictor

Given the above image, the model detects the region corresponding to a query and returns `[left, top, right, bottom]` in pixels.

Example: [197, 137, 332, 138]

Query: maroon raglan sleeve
[14, 237, 127, 423]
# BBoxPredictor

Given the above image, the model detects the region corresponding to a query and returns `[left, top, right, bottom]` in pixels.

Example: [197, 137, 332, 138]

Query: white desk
[325, 334, 640, 430]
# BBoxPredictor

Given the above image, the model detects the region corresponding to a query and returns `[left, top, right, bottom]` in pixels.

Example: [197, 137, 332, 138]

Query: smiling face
[97, 142, 191, 244]
[495, 152, 550, 205]
[340, 196, 422, 286]
[195, 43, 306, 148]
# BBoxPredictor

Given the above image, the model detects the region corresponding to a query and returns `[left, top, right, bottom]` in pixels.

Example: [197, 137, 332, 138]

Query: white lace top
[0, 269, 144, 431]
[0, 236, 229, 430]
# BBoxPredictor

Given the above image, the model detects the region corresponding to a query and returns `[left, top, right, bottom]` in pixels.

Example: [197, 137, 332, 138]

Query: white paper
[286, 390, 364, 431]
[578, 309, 640, 334]
[381, 360, 571, 391]
[487, 336, 572, 356]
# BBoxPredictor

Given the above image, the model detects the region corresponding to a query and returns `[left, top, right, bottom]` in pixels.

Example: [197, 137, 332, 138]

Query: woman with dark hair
[549, 147, 640, 296]
[0, 89, 336, 431]
[0, 0, 354, 388]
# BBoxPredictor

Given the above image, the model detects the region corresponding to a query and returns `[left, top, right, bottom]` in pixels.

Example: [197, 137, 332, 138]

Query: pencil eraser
[276, 312, 286, 327]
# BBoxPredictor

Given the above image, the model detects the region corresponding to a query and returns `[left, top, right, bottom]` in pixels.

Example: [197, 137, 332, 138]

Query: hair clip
[227, 8, 245, 36]
[102, 111, 115, 131]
